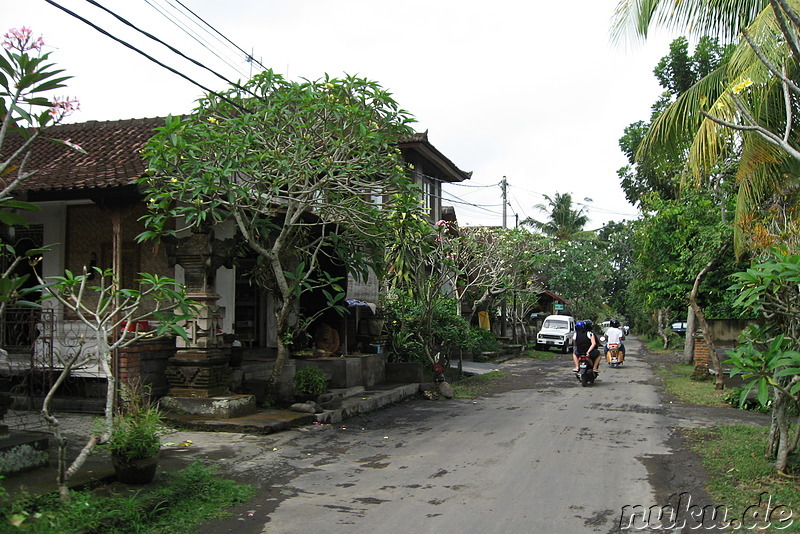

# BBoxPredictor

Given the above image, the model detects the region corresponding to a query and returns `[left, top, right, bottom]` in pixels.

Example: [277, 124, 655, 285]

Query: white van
[536, 314, 575, 353]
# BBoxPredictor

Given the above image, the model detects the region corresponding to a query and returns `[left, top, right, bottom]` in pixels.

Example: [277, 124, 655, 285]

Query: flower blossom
[2, 27, 44, 53]
[48, 96, 80, 122]
[732, 79, 754, 94]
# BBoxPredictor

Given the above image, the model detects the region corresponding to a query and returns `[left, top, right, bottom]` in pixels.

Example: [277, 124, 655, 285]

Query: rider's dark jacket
[574, 330, 594, 356]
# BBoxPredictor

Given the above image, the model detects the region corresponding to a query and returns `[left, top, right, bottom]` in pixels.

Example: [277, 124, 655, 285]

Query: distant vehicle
[671, 321, 688, 334]
[536, 314, 575, 353]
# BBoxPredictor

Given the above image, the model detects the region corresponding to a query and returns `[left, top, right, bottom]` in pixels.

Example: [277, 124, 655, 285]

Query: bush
[383, 290, 497, 362]
[294, 366, 327, 396]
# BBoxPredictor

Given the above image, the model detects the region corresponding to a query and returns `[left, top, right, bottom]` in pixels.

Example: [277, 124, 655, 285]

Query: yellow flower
[170, 177, 178, 183]
[208, 117, 219, 124]
[324, 82, 334, 90]
[732, 79, 753, 94]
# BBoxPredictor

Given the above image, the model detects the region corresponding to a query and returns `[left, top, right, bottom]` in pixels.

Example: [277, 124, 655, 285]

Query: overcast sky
[6, 0, 680, 229]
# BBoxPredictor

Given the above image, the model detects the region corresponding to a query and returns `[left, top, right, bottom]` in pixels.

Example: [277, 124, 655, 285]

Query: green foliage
[384, 290, 492, 363]
[41, 267, 196, 343]
[105, 384, 162, 462]
[521, 192, 593, 241]
[625, 187, 741, 335]
[534, 239, 612, 320]
[0, 27, 79, 316]
[0, 461, 256, 533]
[293, 366, 327, 396]
[723, 387, 770, 413]
[140, 70, 417, 385]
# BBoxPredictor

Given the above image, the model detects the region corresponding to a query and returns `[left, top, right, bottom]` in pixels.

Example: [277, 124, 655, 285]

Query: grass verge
[521, 348, 560, 361]
[658, 363, 728, 407]
[685, 425, 800, 531]
[0, 461, 256, 533]
[452, 371, 506, 399]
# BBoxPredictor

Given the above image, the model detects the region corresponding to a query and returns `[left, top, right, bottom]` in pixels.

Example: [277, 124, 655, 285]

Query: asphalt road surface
[184, 336, 748, 534]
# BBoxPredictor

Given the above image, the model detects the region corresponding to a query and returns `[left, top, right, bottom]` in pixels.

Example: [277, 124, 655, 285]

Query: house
[1, 117, 471, 399]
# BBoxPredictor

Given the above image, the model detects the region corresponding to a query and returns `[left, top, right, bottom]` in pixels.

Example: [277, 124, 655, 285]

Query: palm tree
[612, 0, 799, 254]
[521, 192, 594, 241]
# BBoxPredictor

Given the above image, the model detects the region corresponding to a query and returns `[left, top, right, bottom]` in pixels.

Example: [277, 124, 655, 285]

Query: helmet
[610, 319, 620, 328]
[576, 320, 586, 332]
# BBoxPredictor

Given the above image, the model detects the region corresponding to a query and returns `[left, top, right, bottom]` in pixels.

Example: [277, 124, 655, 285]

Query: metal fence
[1, 307, 106, 433]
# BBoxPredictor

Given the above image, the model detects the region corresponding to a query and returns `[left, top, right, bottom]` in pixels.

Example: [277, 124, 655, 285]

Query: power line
[44, 0, 250, 113]
[143, 0, 251, 79]
[169, 0, 268, 71]
[84, 0, 247, 95]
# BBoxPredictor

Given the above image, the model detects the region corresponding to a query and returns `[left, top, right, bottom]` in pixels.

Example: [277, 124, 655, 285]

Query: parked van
[536, 314, 575, 353]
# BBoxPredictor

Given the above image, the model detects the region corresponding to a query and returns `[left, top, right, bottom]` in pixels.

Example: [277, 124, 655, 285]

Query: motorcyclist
[604, 319, 626, 360]
[572, 320, 601, 373]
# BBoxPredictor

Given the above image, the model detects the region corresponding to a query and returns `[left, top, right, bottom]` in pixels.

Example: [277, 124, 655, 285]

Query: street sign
[554, 303, 565, 311]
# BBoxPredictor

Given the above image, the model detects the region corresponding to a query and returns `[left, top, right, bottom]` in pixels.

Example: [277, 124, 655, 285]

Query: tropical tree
[612, 0, 800, 256]
[0, 27, 80, 317]
[36, 268, 194, 500]
[726, 247, 800, 473]
[627, 188, 739, 348]
[535, 239, 613, 321]
[140, 70, 416, 395]
[521, 192, 594, 240]
[617, 36, 733, 210]
[597, 220, 636, 319]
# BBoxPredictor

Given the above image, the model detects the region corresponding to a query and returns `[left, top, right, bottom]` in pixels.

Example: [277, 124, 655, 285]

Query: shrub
[294, 366, 327, 396]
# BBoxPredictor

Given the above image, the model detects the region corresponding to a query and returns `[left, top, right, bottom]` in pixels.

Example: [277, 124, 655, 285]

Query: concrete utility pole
[501, 176, 507, 229]
[500, 176, 508, 338]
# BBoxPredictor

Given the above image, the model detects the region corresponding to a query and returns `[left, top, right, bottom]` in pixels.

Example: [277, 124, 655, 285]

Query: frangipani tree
[37, 268, 195, 500]
[140, 70, 416, 393]
[0, 27, 80, 316]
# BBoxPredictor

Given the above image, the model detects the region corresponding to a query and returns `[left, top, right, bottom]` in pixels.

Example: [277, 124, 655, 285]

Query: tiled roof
[398, 130, 472, 183]
[4, 117, 164, 194]
[4, 118, 471, 194]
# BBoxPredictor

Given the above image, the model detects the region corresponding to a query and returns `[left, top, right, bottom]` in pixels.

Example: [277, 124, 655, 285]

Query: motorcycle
[574, 354, 597, 386]
[606, 342, 624, 368]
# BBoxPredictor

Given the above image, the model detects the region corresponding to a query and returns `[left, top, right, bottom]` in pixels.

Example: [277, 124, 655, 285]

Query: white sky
[5, 0, 680, 229]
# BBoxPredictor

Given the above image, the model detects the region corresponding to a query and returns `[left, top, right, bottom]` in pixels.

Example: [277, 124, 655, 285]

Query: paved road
[191, 337, 689, 533]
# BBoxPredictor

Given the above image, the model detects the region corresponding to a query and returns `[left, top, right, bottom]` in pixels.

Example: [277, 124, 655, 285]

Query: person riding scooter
[572, 320, 601, 373]
[604, 319, 626, 360]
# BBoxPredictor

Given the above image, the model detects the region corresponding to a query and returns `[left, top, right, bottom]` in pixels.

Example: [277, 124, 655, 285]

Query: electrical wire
[44, 0, 251, 113]
[143, 0, 251, 79]
[169, 0, 269, 71]
[84, 0, 247, 95]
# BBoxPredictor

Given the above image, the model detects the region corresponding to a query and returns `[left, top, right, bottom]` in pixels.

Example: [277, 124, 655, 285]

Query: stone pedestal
[160, 394, 256, 418]
[166, 349, 230, 398]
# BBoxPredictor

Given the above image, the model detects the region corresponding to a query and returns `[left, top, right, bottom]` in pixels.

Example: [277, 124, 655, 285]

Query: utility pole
[500, 176, 508, 338]
[501, 176, 507, 229]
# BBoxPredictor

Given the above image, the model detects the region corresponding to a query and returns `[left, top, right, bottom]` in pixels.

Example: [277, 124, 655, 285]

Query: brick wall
[693, 334, 709, 369]
[117, 340, 176, 397]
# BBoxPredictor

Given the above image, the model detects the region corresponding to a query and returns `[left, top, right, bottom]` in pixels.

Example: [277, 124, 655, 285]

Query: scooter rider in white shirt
[604, 319, 626, 359]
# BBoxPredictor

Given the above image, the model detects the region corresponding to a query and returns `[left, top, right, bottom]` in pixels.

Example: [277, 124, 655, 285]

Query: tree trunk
[682, 305, 695, 364]
[688, 243, 729, 390]
[773, 389, 790, 473]
[656, 309, 670, 349]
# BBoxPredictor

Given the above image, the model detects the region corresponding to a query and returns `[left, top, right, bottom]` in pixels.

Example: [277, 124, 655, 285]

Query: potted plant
[293, 366, 327, 402]
[106, 383, 163, 484]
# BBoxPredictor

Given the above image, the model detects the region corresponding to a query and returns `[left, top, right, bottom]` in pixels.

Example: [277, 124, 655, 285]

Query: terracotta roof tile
[4, 117, 165, 194]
